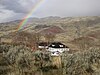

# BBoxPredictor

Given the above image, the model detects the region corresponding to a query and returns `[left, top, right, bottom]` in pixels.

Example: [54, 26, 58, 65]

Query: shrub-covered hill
[0, 43, 52, 75]
[62, 47, 100, 75]
[1, 43, 100, 75]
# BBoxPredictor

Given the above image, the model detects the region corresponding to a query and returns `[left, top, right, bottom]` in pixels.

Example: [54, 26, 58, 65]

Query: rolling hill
[0, 16, 100, 51]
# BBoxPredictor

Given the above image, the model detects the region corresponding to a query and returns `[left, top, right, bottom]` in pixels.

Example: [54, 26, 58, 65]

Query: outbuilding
[38, 42, 48, 50]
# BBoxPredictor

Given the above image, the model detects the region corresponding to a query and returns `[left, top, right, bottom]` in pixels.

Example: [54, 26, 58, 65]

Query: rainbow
[17, 0, 45, 31]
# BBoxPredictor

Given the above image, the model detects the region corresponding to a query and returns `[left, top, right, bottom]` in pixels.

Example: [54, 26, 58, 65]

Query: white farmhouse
[47, 42, 69, 56]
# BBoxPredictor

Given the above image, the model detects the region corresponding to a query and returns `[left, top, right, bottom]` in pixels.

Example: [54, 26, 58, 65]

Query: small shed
[38, 42, 48, 50]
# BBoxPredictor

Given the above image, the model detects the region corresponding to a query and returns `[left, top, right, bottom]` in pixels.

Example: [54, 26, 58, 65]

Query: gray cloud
[1, 0, 39, 13]
[35, 0, 100, 17]
[1, 0, 24, 13]
[0, 0, 40, 22]
[0, 0, 100, 23]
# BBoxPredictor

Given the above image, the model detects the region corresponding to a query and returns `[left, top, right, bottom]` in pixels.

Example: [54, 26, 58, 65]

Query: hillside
[38, 26, 64, 35]
[0, 16, 100, 75]
[0, 16, 100, 50]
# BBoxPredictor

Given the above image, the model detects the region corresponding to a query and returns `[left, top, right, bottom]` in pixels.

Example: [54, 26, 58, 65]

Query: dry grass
[62, 47, 100, 75]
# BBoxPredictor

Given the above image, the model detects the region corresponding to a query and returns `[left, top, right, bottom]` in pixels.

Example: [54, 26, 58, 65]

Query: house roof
[48, 42, 69, 48]
[38, 42, 48, 46]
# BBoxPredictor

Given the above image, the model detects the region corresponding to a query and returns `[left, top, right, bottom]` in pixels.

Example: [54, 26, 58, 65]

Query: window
[60, 45, 63, 47]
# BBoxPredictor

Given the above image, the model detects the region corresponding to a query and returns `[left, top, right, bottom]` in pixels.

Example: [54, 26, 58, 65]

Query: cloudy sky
[0, 0, 100, 23]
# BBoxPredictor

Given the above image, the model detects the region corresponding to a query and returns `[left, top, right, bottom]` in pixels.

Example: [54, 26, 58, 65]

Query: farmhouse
[38, 42, 69, 56]
[47, 42, 69, 56]
[48, 42, 69, 52]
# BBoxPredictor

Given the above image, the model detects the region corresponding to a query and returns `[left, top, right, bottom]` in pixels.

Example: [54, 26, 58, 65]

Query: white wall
[38, 46, 48, 49]
[47, 47, 69, 53]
